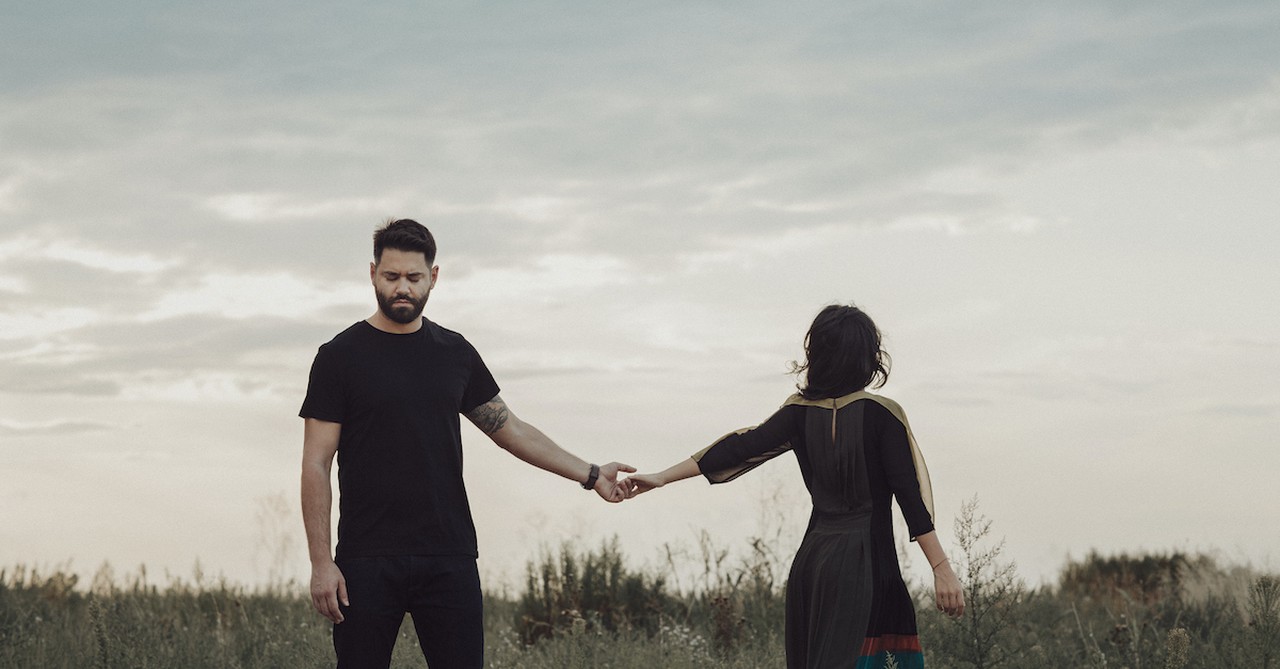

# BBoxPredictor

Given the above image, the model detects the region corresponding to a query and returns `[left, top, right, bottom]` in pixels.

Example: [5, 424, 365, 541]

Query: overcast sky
[3, 1, 1278, 591]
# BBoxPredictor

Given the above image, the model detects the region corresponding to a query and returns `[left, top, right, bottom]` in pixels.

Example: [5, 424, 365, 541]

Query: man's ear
[370, 261, 377, 282]
[430, 265, 439, 289]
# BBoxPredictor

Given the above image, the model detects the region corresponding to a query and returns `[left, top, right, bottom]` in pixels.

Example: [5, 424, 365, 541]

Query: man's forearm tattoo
[468, 397, 510, 435]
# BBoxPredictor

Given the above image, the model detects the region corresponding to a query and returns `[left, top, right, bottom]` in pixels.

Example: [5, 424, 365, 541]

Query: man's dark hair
[791, 304, 891, 399]
[373, 218, 437, 264]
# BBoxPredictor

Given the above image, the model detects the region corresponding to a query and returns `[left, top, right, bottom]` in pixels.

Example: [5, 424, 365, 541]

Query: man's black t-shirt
[299, 319, 500, 560]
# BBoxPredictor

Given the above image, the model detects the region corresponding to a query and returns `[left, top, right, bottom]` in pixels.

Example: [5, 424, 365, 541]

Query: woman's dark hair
[373, 218, 437, 264]
[791, 304, 891, 399]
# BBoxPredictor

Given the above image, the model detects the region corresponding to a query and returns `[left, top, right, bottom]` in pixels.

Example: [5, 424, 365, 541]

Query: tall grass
[4, 502, 1277, 668]
[0, 563, 335, 668]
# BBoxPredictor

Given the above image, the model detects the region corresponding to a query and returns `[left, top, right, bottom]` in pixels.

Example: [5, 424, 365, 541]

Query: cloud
[495, 365, 608, 382]
[0, 419, 116, 436]
[4, 373, 122, 397]
[0, 308, 102, 342]
[0, 258, 173, 317]
[138, 271, 368, 321]
[203, 193, 403, 223]
[0, 314, 337, 400]
[39, 241, 175, 273]
[3, 1, 1276, 284]
[0, 176, 22, 214]
[1198, 402, 1278, 419]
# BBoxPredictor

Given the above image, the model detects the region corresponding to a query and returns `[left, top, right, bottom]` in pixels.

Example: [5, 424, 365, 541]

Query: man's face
[371, 248, 438, 324]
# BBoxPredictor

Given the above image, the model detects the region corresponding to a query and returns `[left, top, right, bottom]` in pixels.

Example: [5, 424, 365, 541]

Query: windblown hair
[373, 218, 437, 264]
[791, 304, 891, 400]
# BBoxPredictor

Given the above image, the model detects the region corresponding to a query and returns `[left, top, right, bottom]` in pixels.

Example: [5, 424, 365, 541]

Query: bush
[516, 537, 676, 643]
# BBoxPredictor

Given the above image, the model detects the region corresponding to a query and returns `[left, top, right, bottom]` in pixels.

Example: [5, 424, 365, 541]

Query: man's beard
[376, 290, 428, 324]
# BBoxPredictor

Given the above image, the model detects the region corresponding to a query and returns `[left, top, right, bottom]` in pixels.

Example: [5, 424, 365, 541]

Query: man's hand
[593, 462, 638, 502]
[310, 560, 349, 624]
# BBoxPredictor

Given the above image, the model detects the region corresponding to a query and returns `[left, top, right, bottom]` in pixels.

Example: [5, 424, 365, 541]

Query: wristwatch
[581, 463, 600, 490]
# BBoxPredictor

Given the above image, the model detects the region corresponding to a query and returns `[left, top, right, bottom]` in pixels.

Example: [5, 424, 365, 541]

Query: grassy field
[4, 503, 1276, 668]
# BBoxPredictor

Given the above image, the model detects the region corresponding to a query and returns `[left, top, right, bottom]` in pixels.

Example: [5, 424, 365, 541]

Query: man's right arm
[301, 417, 347, 623]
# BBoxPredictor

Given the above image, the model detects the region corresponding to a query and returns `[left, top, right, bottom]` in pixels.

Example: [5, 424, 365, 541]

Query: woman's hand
[624, 473, 666, 497]
[622, 458, 701, 498]
[933, 562, 965, 618]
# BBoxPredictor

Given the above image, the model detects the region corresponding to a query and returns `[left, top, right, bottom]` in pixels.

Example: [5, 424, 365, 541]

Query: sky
[2, 1, 1278, 593]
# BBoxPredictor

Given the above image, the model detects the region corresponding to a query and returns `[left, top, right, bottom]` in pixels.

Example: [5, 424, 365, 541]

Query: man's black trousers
[333, 554, 483, 668]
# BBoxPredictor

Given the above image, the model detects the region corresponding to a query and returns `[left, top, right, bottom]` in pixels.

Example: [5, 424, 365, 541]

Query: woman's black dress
[694, 391, 934, 669]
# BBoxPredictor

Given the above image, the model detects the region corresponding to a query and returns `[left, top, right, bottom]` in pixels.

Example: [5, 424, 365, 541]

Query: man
[300, 219, 634, 668]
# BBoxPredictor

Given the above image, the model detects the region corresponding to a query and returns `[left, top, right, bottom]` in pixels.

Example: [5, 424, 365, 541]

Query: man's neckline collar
[362, 318, 445, 343]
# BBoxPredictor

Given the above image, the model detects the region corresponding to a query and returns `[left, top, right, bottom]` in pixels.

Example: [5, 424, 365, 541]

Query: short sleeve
[459, 343, 501, 415]
[299, 344, 345, 423]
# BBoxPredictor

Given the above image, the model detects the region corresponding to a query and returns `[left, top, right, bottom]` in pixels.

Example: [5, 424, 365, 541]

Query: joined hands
[592, 465, 668, 502]
[597, 472, 673, 501]
[622, 472, 663, 497]
[606, 457, 700, 501]
[593, 462, 638, 502]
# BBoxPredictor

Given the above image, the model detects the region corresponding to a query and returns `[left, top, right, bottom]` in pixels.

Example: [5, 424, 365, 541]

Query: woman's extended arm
[626, 457, 701, 496]
[914, 530, 965, 617]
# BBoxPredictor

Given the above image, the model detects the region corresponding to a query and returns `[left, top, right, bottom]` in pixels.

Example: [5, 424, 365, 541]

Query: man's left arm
[466, 394, 635, 502]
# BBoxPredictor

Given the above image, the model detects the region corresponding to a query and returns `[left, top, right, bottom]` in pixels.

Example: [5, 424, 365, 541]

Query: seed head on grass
[1163, 628, 1189, 669]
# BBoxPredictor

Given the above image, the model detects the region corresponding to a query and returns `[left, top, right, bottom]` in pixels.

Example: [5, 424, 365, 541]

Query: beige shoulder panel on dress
[782, 391, 934, 522]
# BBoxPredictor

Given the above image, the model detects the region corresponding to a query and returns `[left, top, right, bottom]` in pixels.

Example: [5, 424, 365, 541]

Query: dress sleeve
[870, 401, 935, 539]
[693, 405, 801, 484]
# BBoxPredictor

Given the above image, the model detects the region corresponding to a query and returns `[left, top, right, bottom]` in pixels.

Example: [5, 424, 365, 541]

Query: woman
[627, 304, 964, 669]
